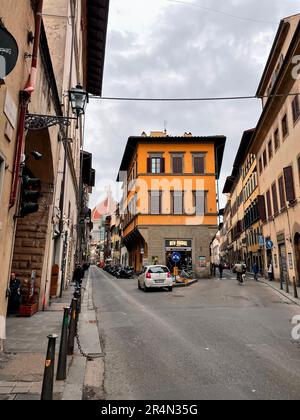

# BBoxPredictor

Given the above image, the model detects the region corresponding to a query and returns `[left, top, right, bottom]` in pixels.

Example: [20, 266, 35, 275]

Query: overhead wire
[89, 92, 300, 102]
[165, 0, 278, 25]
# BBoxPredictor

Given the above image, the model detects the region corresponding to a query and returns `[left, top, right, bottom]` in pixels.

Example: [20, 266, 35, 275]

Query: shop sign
[199, 256, 206, 268]
[0, 27, 19, 79]
[258, 235, 264, 247]
[166, 240, 192, 248]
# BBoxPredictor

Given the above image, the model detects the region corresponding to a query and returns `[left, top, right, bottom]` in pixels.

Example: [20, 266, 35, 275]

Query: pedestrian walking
[268, 263, 274, 281]
[252, 262, 259, 281]
[219, 263, 224, 279]
[73, 264, 84, 288]
[7, 273, 22, 315]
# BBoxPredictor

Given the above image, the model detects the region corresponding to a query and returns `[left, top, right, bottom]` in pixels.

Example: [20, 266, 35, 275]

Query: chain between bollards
[41, 334, 58, 400]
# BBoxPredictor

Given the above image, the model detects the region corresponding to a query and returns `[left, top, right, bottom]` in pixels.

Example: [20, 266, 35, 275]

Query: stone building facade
[0, 0, 109, 348]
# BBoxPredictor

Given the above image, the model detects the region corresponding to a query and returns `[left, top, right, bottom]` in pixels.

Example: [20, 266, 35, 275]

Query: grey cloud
[86, 0, 300, 209]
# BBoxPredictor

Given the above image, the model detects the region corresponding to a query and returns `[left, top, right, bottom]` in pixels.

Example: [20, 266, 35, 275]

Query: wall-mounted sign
[166, 240, 192, 249]
[0, 27, 19, 79]
[266, 240, 274, 250]
[199, 256, 206, 268]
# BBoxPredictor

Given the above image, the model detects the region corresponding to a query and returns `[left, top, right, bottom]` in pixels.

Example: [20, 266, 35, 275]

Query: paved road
[90, 267, 300, 400]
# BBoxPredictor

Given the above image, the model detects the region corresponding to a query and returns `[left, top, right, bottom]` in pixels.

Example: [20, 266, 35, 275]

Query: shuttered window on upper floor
[272, 183, 279, 215]
[292, 96, 300, 123]
[278, 176, 286, 210]
[193, 154, 206, 174]
[172, 155, 183, 174]
[147, 155, 165, 174]
[283, 166, 296, 204]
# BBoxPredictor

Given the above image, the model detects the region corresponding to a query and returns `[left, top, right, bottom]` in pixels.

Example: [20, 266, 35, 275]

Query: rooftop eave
[86, 0, 110, 96]
[256, 20, 290, 97]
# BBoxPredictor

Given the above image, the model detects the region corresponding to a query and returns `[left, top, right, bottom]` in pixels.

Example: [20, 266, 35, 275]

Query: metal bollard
[41, 334, 58, 400]
[286, 276, 290, 294]
[67, 298, 78, 356]
[280, 276, 283, 291]
[74, 288, 81, 314]
[56, 307, 70, 381]
[293, 277, 299, 299]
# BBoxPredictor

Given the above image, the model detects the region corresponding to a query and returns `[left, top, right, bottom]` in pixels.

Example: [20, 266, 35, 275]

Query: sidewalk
[0, 272, 99, 400]
[256, 276, 300, 307]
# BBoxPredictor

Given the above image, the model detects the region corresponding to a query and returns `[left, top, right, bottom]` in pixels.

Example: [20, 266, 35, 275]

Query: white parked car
[138, 265, 173, 292]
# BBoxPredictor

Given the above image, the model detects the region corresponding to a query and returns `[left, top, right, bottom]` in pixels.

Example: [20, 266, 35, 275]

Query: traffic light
[20, 168, 41, 217]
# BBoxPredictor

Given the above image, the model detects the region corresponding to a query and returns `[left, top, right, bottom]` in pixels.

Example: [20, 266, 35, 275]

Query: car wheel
[168, 286, 173, 292]
[144, 284, 149, 292]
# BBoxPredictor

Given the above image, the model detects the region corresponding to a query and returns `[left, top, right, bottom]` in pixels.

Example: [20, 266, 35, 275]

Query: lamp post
[59, 85, 88, 295]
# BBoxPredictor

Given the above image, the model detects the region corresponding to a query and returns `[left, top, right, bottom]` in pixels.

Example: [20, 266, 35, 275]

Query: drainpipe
[10, 0, 44, 207]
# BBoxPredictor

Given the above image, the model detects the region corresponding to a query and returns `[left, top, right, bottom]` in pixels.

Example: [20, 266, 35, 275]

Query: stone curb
[174, 279, 198, 288]
[257, 278, 300, 307]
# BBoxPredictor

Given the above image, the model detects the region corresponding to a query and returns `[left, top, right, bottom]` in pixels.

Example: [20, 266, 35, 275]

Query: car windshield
[148, 267, 169, 274]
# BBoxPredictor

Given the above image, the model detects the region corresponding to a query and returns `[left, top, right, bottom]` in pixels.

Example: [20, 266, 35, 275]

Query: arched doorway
[294, 233, 300, 286]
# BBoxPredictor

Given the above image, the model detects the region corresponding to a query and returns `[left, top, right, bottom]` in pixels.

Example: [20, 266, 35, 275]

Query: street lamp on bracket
[68, 84, 89, 129]
[25, 85, 88, 131]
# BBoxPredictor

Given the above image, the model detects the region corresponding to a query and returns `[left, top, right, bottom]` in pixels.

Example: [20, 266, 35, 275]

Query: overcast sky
[85, 0, 300, 209]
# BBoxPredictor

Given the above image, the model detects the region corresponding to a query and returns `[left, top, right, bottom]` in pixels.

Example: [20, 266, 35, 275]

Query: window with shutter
[172, 156, 183, 174]
[193, 191, 207, 215]
[258, 195, 267, 222]
[171, 191, 184, 214]
[283, 166, 296, 203]
[150, 191, 161, 214]
[272, 183, 279, 215]
[278, 176, 286, 209]
[292, 96, 300, 123]
[193, 154, 205, 174]
[282, 114, 289, 139]
[274, 129, 280, 151]
[266, 190, 272, 218]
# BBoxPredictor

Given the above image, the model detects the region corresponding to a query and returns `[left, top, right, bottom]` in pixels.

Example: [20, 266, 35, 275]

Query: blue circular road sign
[266, 240, 274, 250]
[171, 252, 181, 263]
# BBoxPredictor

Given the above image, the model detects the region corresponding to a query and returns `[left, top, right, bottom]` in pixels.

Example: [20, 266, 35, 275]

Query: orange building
[117, 132, 226, 277]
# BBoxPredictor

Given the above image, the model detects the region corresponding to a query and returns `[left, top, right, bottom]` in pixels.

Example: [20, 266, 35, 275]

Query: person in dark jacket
[219, 263, 224, 279]
[7, 273, 21, 314]
[73, 265, 84, 287]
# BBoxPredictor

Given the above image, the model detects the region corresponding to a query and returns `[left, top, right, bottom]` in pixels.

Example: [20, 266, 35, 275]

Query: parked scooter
[116, 266, 134, 279]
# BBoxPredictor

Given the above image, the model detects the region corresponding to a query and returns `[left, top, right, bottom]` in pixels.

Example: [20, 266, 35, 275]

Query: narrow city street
[90, 266, 300, 401]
